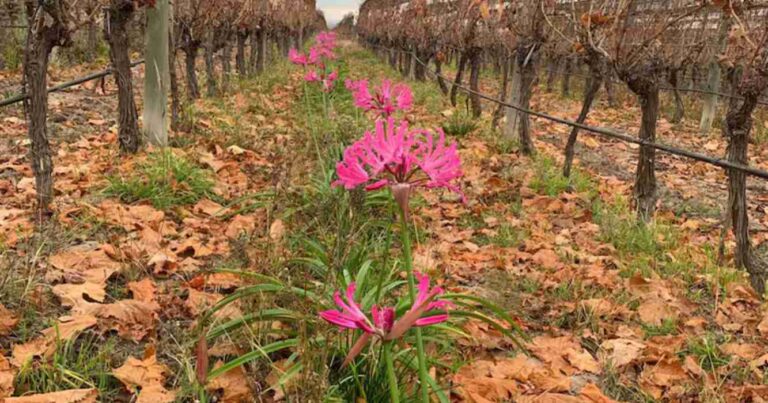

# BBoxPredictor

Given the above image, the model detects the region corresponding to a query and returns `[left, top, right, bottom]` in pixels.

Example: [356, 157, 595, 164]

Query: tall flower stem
[303, 80, 326, 176]
[302, 80, 311, 116]
[383, 342, 401, 403]
[322, 90, 329, 119]
[397, 204, 430, 403]
[374, 221, 394, 302]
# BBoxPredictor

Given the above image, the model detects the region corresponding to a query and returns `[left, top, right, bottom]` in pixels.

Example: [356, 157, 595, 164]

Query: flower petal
[319, 310, 361, 330]
[414, 314, 449, 326]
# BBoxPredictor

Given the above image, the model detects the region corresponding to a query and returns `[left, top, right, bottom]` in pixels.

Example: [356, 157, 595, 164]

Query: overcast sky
[318, 0, 361, 27]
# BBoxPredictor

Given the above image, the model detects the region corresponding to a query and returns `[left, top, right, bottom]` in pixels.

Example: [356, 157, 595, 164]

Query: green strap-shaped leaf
[206, 308, 299, 340]
[207, 338, 299, 380]
[449, 309, 527, 351]
[443, 293, 530, 341]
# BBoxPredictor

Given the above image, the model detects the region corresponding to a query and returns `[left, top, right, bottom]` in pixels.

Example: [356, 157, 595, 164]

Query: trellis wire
[408, 44, 768, 106]
[0, 59, 145, 108]
[371, 43, 768, 181]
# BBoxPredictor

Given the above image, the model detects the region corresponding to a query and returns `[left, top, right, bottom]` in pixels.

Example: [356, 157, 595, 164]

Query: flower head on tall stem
[305, 69, 337, 93]
[319, 274, 451, 365]
[304, 70, 320, 82]
[345, 79, 413, 118]
[323, 70, 338, 92]
[288, 48, 310, 66]
[315, 31, 337, 48]
[310, 44, 336, 62]
[333, 117, 464, 215]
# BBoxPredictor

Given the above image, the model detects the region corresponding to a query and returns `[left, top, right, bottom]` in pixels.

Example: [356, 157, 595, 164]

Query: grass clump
[601, 364, 654, 402]
[684, 334, 730, 373]
[13, 333, 121, 399]
[2, 34, 24, 70]
[411, 81, 444, 115]
[105, 150, 215, 210]
[642, 318, 679, 338]
[442, 109, 477, 137]
[593, 197, 678, 258]
[529, 156, 595, 197]
[490, 223, 527, 248]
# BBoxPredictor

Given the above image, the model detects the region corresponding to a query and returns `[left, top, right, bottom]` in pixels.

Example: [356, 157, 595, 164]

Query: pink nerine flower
[385, 273, 452, 340]
[323, 70, 338, 92]
[315, 31, 337, 49]
[310, 44, 335, 62]
[309, 31, 337, 63]
[304, 69, 337, 92]
[288, 48, 309, 66]
[304, 70, 320, 82]
[319, 283, 379, 334]
[319, 274, 451, 365]
[345, 78, 367, 93]
[333, 117, 463, 201]
[346, 79, 413, 117]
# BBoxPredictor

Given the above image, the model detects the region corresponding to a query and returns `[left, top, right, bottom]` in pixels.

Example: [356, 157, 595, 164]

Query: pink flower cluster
[315, 31, 337, 56]
[333, 117, 463, 199]
[289, 31, 339, 92]
[305, 70, 339, 92]
[320, 273, 452, 364]
[345, 79, 414, 118]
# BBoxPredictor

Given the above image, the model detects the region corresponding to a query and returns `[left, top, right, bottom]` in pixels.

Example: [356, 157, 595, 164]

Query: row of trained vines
[3, 0, 325, 219]
[354, 0, 768, 293]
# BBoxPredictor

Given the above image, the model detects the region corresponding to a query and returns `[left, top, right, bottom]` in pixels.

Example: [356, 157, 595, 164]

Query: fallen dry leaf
[202, 272, 243, 290]
[600, 338, 645, 368]
[580, 383, 617, 402]
[530, 248, 560, 269]
[113, 346, 175, 403]
[53, 282, 107, 310]
[758, 313, 768, 337]
[3, 388, 98, 402]
[516, 393, 583, 403]
[565, 348, 601, 374]
[47, 243, 122, 284]
[147, 251, 179, 277]
[185, 288, 243, 320]
[721, 342, 763, 361]
[528, 335, 584, 376]
[269, 219, 286, 241]
[225, 214, 257, 239]
[136, 383, 177, 403]
[97, 201, 165, 231]
[207, 361, 252, 402]
[0, 355, 15, 398]
[0, 304, 19, 336]
[128, 278, 158, 303]
[91, 299, 158, 341]
[639, 357, 690, 399]
[194, 199, 226, 217]
[637, 300, 677, 325]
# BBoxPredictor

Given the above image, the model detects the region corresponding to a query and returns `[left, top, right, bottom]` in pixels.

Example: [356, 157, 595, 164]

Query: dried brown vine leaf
[91, 299, 158, 342]
[599, 338, 645, 368]
[0, 305, 18, 336]
[128, 278, 158, 304]
[113, 346, 175, 403]
[207, 361, 252, 402]
[0, 355, 15, 398]
[3, 388, 98, 403]
[47, 243, 122, 284]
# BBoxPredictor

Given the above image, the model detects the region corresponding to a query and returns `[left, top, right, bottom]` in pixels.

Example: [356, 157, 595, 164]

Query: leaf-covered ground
[1, 41, 768, 402]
